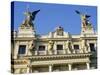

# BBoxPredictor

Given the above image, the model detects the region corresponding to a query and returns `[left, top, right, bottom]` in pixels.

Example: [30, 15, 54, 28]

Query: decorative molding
[23, 53, 92, 60]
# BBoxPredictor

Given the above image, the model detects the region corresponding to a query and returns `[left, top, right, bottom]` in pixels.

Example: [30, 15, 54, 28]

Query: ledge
[22, 53, 92, 60]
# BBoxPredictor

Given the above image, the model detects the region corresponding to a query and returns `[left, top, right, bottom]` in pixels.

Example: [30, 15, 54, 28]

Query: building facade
[11, 10, 97, 74]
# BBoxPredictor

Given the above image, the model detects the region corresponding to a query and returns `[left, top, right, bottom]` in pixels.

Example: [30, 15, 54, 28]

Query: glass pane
[57, 45, 63, 50]
[39, 45, 45, 51]
[74, 45, 79, 49]
[89, 43, 95, 51]
[18, 45, 26, 54]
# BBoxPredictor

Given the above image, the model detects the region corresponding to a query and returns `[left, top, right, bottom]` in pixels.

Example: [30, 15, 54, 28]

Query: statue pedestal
[81, 24, 95, 35]
[17, 26, 36, 37]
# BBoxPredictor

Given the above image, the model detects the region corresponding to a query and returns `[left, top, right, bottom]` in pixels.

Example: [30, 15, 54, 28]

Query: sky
[12, 1, 97, 35]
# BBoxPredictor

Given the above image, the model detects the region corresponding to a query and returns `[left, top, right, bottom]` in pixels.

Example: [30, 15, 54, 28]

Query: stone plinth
[17, 26, 36, 37]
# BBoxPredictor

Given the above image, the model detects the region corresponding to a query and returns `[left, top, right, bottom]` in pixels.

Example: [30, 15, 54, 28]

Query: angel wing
[32, 10, 40, 21]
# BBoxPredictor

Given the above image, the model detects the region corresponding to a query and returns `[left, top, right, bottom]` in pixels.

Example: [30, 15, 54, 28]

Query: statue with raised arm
[75, 10, 92, 30]
[21, 10, 40, 27]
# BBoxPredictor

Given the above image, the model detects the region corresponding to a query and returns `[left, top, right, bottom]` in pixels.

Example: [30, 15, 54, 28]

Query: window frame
[38, 45, 46, 51]
[73, 44, 80, 50]
[18, 45, 26, 55]
[56, 44, 63, 50]
[89, 43, 95, 52]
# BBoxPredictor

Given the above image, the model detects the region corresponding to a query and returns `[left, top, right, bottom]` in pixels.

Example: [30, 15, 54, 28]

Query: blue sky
[12, 1, 97, 35]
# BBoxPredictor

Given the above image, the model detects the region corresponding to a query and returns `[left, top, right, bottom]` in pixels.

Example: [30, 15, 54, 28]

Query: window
[74, 45, 79, 50]
[18, 45, 26, 54]
[57, 45, 63, 50]
[89, 43, 95, 51]
[39, 45, 45, 51]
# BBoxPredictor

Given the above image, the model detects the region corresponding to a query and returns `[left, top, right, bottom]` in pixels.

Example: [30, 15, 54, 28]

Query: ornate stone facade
[11, 10, 97, 74]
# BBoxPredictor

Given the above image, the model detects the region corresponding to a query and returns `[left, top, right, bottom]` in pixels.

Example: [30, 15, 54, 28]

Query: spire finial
[26, 4, 29, 12]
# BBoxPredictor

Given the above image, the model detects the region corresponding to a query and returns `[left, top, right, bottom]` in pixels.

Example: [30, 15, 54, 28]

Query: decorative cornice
[31, 58, 90, 66]
[14, 36, 97, 41]
[23, 53, 92, 60]
[14, 37, 37, 41]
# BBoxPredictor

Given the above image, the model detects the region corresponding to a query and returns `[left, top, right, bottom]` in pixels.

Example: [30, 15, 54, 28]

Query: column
[27, 67, 30, 73]
[29, 66, 33, 73]
[71, 42, 75, 54]
[54, 41, 57, 55]
[35, 50, 38, 55]
[63, 50, 66, 54]
[63, 42, 66, 54]
[54, 50, 57, 54]
[68, 64, 72, 71]
[63, 44, 66, 54]
[14, 41, 19, 59]
[45, 50, 47, 55]
[27, 64, 31, 73]
[86, 63, 90, 70]
[49, 65, 53, 72]
[87, 44, 91, 53]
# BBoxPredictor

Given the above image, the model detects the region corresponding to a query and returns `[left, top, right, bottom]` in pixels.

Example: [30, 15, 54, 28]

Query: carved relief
[28, 40, 35, 55]
[48, 41, 54, 54]
[68, 40, 73, 53]
[64, 41, 71, 54]
[82, 40, 89, 53]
